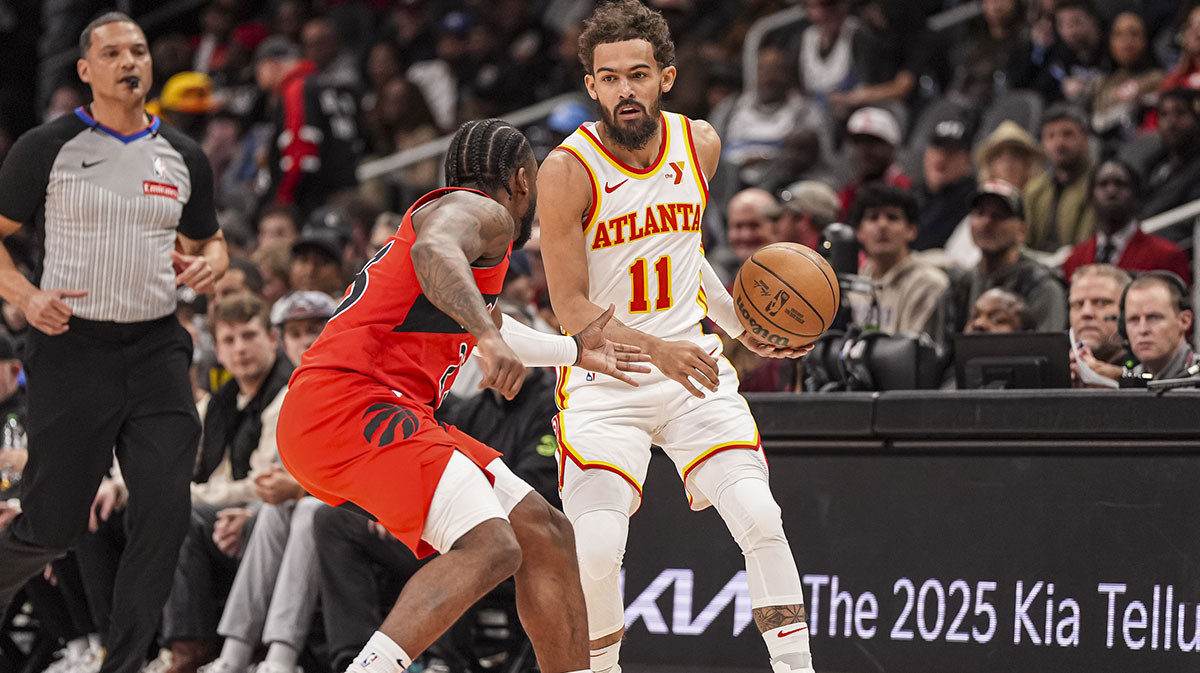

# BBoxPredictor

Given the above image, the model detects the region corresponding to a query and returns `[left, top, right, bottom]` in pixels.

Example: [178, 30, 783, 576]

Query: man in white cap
[271, 290, 337, 367]
[838, 106, 911, 219]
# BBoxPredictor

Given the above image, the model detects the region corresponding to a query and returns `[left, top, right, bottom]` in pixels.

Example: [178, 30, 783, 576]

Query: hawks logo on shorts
[362, 403, 419, 447]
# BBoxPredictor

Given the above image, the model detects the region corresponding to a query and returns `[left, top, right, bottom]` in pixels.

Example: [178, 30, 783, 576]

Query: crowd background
[1, 0, 1200, 672]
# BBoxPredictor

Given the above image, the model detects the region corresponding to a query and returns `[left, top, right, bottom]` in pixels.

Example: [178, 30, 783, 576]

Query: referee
[0, 13, 227, 673]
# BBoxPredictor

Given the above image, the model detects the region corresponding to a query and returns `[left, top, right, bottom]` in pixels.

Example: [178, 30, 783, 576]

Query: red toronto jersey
[293, 187, 511, 407]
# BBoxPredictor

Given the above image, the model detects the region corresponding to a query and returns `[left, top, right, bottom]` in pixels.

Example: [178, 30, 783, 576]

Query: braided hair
[444, 119, 533, 197]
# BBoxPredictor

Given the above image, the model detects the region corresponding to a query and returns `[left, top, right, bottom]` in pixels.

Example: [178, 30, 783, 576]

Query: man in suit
[1061, 158, 1190, 284]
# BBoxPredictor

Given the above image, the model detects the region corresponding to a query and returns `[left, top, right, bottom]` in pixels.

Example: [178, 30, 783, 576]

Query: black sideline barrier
[620, 391, 1200, 673]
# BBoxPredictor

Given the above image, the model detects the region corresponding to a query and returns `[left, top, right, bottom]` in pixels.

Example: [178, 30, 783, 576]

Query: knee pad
[572, 509, 628, 582]
[718, 478, 785, 552]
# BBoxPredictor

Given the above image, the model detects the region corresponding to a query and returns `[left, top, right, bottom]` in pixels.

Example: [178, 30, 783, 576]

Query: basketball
[733, 242, 840, 348]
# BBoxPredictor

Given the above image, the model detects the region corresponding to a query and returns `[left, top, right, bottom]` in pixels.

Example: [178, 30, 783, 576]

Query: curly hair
[578, 0, 675, 75]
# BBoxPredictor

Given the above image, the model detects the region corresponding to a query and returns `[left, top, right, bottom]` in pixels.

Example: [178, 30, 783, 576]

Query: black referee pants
[0, 315, 200, 673]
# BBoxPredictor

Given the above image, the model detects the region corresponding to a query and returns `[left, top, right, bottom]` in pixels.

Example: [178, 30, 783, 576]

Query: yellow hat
[159, 71, 217, 114]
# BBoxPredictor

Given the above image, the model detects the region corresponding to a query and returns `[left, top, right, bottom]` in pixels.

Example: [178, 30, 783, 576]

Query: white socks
[588, 640, 621, 673]
[216, 638, 254, 672]
[762, 623, 814, 673]
[264, 642, 299, 668]
[345, 632, 413, 673]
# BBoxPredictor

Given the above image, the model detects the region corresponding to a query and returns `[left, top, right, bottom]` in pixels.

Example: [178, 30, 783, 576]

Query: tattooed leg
[754, 604, 808, 632]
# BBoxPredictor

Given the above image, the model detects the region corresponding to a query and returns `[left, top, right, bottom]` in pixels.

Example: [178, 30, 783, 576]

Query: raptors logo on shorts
[362, 403, 419, 447]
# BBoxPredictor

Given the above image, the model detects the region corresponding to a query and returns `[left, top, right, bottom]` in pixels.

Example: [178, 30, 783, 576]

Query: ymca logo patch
[142, 181, 179, 200]
[362, 403, 419, 447]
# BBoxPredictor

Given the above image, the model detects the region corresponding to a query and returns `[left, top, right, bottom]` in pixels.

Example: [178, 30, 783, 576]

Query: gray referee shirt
[0, 107, 218, 323]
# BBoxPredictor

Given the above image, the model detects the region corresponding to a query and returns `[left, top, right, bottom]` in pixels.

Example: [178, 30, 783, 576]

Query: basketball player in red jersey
[277, 119, 648, 673]
[537, 2, 815, 672]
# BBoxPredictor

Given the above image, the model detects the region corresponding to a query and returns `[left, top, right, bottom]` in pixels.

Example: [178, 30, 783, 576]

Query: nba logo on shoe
[361, 651, 378, 667]
[586, 372, 596, 382]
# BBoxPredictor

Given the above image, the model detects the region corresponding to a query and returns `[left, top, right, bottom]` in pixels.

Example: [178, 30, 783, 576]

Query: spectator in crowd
[719, 45, 828, 190]
[214, 258, 265, 301]
[368, 212, 401, 259]
[252, 245, 292, 307]
[497, 251, 552, 333]
[272, 291, 336, 367]
[1068, 264, 1131, 385]
[256, 204, 301, 253]
[161, 294, 293, 673]
[0, 331, 25, 500]
[361, 75, 440, 209]
[724, 188, 782, 277]
[838, 106, 911, 218]
[956, 180, 1068, 331]
[975, 120, 1044, 190]
[1062, 158, 1190, 283]
[202, 112, 255, 217]
[778, 181, 840, 251]
[148, 71, 219, 141]
[290, 209, 351, 297]
[1160, 6, 1200, 92]
[1092, 12, 1164, 142]
[798, 0, 859, 104]
[914, 118, 977, 250]
[831, 1, 931, 121]
[1024, 104, 1095, 252]
[950, 0, 1029, 108]
[43, 83, 86, 122]
[847, 184, 949, 342]
[964, 287, 1035, 333]
[1018, 0, 1107, 104]
[1123, 273, 1195, 380]
[189, 294, 334, 673]
[1142, 88, 1200, 219]
[301, 17, 360, 90]
[362, 41, 403, 115]
[255, 37, 362, 216]
[758, 127, 837, 195]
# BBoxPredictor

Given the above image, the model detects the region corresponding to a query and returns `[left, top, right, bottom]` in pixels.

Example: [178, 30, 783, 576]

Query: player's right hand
[574, 305, 652, 387]
[650, 339, 720, 399]
[24, 288, 87, 335]
[475, 331, 526, 400]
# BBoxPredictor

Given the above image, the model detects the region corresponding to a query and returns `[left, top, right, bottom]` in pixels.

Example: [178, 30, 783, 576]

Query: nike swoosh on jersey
[604, 179, 628, 193]
[82, 159, 106, 168]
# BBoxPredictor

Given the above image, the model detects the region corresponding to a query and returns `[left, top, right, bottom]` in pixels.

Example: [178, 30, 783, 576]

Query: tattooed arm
[410, 191, 525, 398]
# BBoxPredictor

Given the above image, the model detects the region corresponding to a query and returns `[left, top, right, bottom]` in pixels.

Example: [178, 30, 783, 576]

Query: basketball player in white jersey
[537, 2, 815, 672]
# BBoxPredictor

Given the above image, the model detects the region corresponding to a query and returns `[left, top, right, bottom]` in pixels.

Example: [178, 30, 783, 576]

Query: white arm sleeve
[498, 313, 580, 367]
[701, 255, 745, 338]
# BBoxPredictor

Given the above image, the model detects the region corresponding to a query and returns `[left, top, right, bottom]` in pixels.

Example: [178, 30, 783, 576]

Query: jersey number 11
[628, 255, 673, 313]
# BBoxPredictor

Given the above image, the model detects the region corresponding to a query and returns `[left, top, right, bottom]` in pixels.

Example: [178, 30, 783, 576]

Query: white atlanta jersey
[553, 111, 710, 343]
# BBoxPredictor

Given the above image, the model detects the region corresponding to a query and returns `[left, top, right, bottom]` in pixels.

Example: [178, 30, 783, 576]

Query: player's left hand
[738, 332, 812, 359]
[574, 305, 652, 386]
[172, 250, 216, 294]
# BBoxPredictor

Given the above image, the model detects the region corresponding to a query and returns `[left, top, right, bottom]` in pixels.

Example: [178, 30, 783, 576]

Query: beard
[599, 93, 662, 151]
[514, 199, 535, 250]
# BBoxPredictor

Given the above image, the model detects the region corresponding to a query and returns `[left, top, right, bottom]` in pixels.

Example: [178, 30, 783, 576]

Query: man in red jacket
[1062, 158, 1190, 285]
